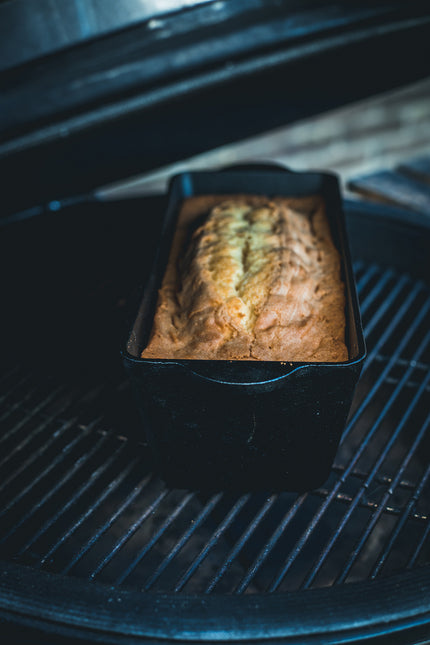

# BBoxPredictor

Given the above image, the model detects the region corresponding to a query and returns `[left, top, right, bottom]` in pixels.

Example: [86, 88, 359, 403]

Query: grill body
[0, 195, 429, 642]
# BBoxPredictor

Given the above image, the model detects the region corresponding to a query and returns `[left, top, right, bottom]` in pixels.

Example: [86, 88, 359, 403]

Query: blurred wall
[99, 76, 430, 200]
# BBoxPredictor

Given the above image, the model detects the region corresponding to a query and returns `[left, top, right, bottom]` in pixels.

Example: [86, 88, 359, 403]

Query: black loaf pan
[123, 166, 366, 492]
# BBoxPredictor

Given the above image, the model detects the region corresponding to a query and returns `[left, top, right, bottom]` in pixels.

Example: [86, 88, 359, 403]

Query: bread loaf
[141, 195, 348, 362]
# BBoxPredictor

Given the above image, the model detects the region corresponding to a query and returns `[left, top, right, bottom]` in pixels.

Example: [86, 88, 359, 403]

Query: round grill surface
[0, 197, 429, 643]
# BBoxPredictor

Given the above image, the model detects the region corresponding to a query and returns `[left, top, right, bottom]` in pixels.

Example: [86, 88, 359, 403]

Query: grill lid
[1, 0, 430, 216]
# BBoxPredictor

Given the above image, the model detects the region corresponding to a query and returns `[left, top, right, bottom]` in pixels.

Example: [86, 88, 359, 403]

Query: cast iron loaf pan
[123, 166, 366, 492]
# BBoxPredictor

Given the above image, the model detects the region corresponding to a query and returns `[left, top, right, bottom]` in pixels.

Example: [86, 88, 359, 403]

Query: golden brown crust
[141, 195, 348, 362]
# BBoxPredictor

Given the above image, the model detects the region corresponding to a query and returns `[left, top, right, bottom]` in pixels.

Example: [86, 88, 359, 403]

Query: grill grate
[1, 254, 429, 598]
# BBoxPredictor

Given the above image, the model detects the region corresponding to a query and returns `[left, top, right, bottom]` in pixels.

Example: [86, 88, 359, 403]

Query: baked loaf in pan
[141, 195, 348, 362]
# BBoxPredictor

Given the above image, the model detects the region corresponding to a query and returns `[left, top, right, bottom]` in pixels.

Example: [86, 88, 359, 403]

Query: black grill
[0, 196, 429, 642]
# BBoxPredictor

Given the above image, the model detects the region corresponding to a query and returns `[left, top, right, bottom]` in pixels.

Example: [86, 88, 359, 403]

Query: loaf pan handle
[219, 162, 294, 174]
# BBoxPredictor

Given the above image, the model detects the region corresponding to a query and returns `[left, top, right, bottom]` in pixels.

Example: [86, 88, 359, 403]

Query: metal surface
[0, 0, 213, 72]
[0, 196, 429, 643]
[1, 1, 430, 217]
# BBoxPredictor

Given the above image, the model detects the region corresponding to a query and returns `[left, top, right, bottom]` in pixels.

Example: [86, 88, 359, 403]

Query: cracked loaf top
[141, 195, 348, 362]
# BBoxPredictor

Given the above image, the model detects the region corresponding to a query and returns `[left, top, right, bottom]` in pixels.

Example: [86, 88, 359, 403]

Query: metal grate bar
[173, 495, 250, 593]
[234, 494, 308, 594]
[339, 289, 429, 440]
[304, 356, 430, 589]
[355, 263, 379, 293]
[375, 356, 430, 372]
[116, 493, 195, 585]
[0, 382, 103, 470]
[38, 455, 141, 567]
[0, 417, 102, 521]
[371, 462, 430, 578]
[0, 384, 64, 450]
[0, 386, 71, 470]
[0, 369, 31, 411]
[90, 490, 169, 572]
[336, 405, 430, 585]
[0, 417, 77, 497]
[0, 382, 103, 489]
[357, 268, 395, 316]
[142, 493, 223, 592]
[332, 465, 419, 493]
[52, 383, 106, 426]
[16, 437, 130, 558]
[352, 260, 364, 275]
[348, 277, 419, 388]
[62, 474, 159, 575]
[313, 487, 428, 521]
[338, 288, 430, 453]
[0, 371, 33, 407]
[384, 376, 430, 390]
[267, 296, 430, 592]
[204, 495, 277, 594]
[303, 330, 430, 588]
[0, 421, 110, 546]
[407, 509, 430, 569]
[360, 276, 413, 357]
